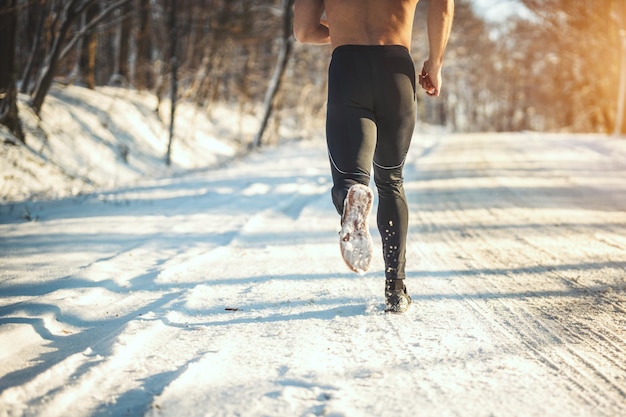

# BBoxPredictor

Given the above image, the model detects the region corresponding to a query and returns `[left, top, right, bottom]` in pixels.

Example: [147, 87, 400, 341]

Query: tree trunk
[116, 1, 132, 83]
[20, 1, 47, 94]
[165, 0, 178, 166]
[79, 3, 99, 89]
[30, 0, 98, 115]
[136, 0, 153, 90]
[252, 0, 295, 149]
[0, 0, 24, 142]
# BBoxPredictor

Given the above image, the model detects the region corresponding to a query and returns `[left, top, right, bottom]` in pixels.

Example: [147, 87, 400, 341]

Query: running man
[293, 0, 454, 313]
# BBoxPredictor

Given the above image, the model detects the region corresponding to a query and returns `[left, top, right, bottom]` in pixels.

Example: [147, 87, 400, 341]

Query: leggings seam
[373, 157, 406, 170]
[328, 150, 370, 178]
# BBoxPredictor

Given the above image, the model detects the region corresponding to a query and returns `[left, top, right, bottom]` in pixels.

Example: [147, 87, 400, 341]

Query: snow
[2, 86, 626, 416]
[1, 85, 252, 203]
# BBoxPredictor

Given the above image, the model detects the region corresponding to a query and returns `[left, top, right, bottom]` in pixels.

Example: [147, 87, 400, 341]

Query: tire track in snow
[476, 134, 626, 370]
[1, 140, 334, 412]
[473, 147, 626, 413]
[406, 133, 626, 415]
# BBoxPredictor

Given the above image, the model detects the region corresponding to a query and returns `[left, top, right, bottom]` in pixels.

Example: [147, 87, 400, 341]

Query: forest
[1, 0, 626, 150]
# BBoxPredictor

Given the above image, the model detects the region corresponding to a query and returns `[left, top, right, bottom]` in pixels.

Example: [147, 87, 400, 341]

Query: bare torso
[323, 0, 420, 50]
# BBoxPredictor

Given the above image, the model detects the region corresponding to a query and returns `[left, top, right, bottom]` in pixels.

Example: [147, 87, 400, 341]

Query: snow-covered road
[1, 132, 625, 417]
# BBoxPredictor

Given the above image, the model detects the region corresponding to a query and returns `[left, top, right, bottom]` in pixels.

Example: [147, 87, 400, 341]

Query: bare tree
[30, 0, 97, 114]
[165, 0, 178, 165]
[0, 0, 24, 142]
[136, 0, 153, 90]
[19, 0, 48, 94]
[77, 2, 99, 89]
[252, 0, 296, 148]
[116, 1, 132, 83]
[30, 0, 132, 114]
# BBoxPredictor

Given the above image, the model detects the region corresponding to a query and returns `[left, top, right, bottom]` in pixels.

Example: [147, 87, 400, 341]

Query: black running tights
[326, 45, 416, 280]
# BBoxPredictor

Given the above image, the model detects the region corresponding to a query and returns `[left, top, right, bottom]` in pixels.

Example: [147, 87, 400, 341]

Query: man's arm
[421, 0, 454, 97]
[293, 0, 330, 44]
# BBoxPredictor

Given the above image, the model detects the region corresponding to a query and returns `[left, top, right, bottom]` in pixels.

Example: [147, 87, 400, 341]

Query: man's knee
[374, 168, 404, 198]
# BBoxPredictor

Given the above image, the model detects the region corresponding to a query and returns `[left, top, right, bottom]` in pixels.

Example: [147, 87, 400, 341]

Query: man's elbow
[294, 24, 330, 44]
[293, 26, 306, 42]
[293, 24, 313, 43]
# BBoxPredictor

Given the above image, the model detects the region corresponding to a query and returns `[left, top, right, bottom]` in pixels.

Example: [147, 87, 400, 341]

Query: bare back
[324, 0, 420, 50]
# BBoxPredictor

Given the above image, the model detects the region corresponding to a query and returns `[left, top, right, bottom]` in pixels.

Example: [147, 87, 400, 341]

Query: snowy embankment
[0, 85, 258, 202]
[1, 85, 626, 416]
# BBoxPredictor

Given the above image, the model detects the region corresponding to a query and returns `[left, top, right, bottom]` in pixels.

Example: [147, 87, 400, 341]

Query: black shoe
[385, 280, 411, 313]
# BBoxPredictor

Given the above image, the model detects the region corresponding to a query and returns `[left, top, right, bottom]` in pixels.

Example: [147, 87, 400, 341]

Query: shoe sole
[340, 184, 373, 275]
